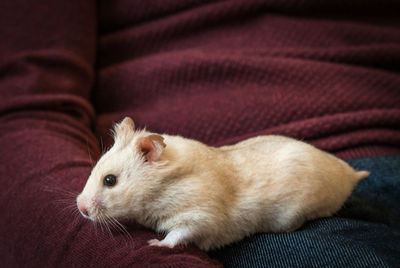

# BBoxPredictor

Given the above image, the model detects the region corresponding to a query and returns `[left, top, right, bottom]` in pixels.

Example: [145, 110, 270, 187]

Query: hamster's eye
[103, 174, 117, 187]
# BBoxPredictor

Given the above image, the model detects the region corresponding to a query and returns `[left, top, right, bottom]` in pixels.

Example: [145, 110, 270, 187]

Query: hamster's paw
[148, 228, 191, 248]
[148, 239, 175, 248]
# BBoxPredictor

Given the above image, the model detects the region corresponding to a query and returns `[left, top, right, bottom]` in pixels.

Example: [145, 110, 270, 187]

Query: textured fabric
[96, 0, 400, 159]
[208, 155, 400, 267]
[0, 0, 219, 267]
[1, 0, 400, 267]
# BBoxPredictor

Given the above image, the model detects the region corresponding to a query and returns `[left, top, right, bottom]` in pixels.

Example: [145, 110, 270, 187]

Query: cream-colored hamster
[76, 117, 369, 250]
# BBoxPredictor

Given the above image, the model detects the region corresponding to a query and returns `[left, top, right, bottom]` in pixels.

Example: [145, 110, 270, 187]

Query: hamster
[76, 117, 369, 250]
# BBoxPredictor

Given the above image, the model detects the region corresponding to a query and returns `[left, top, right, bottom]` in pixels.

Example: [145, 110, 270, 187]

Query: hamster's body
[77, 117, 369, 250]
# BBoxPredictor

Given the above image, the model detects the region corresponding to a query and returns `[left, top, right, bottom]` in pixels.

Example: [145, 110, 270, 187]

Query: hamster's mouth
[79, 210, 94, 221]
[76, 195, 107, 222]
[76, 204, 101, 222]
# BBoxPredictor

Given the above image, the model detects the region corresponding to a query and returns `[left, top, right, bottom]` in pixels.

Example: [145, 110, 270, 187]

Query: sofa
[1, 0, 399, 267]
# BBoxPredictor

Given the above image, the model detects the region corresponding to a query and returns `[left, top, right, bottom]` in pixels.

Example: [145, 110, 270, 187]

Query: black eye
[103, 174, 117, 187]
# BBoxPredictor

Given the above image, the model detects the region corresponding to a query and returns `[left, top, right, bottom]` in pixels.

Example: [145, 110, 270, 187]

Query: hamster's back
[220, 135, 366, 232]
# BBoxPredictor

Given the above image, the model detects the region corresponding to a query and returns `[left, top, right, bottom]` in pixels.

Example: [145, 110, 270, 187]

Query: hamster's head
[76, 117, 166, 222]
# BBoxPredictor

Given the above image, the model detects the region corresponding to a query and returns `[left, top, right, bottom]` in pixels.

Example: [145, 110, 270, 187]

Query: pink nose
[78, 203, 89, 217]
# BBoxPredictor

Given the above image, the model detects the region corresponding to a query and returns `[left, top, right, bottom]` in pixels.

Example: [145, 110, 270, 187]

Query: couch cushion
[0, 0, 220, 266]
[95, 0, 400, 159]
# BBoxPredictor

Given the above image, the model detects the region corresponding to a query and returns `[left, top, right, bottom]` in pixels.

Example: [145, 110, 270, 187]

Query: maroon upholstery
[1, 0, 399, 266]
[96, 0, 400, 158]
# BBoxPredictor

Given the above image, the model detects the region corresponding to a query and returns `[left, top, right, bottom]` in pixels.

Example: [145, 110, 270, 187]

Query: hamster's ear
[113, 117, 135, 144]
[121, 117, 135, 128]
[138, 134, 166, 163]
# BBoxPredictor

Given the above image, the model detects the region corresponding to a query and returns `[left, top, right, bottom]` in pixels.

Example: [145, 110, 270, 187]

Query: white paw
[148, 239, 174, 248]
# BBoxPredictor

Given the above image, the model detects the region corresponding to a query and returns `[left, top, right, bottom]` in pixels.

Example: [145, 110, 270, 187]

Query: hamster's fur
[77, 117, 369, 250]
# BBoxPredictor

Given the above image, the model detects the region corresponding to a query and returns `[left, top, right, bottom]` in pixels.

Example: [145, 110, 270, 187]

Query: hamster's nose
[78, 202, 89, 217]
[79, 206, 89, 217]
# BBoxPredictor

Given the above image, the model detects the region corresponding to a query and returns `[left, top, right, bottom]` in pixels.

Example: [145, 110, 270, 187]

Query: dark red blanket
[1, 0, 399, 266]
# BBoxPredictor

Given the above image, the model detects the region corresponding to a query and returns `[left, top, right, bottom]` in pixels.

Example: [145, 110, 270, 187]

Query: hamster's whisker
[93, 218, 100, 238]
[59, 204, 79, 214]
[106, 214, 133, 243]
[100, 219, 108, 237]
[92, 216, 105, 240]
[104, 219, 114, 238]
[54, 202, 73, 211]
[100, 136, 106, 155]
[71, 208, 83, 228]
[41, 185, 79, 198]
[59, 199, 77, 206]
[72, 208, 81, 219]
[102, 215, 133, 246]
[53, 198, 75, 204]
[98, 210, 114, 239]
[98, 212, 106, 233]
[86, 138, 95, 168]
[104, 222, 113, 239]
[53, 201, 80, 219]
[101, 213, 116, 237]
[97, 212, 105, 234]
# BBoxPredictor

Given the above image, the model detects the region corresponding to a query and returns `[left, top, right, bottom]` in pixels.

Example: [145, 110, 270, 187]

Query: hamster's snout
[76, 194, 105, 221]
[78, 203, 89, 217]
[76, 195, 91, 219]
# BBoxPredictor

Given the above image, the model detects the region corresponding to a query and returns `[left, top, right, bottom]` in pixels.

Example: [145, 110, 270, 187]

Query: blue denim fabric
[208, 155, 400, 267]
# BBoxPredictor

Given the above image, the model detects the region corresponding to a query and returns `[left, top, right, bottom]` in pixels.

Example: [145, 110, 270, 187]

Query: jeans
[208, 155, 400, 267]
